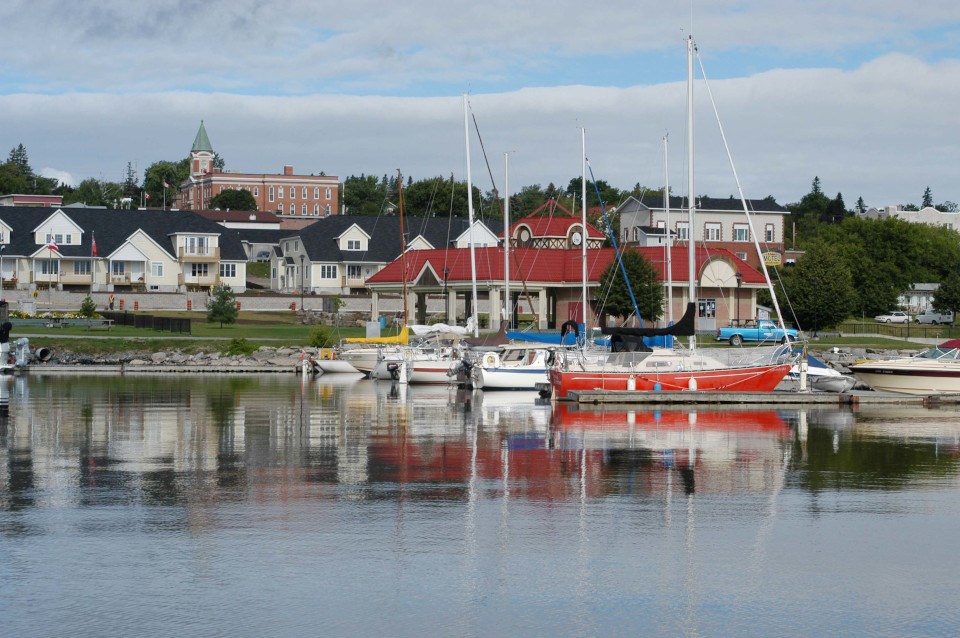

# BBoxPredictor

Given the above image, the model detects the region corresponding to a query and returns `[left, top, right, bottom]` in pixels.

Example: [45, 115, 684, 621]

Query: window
[325, 188, 332, 199]
[65, 234, 72, 245]
[269, 186, 275, 202]
[656, 220, 665, 229]
[220, 263, 236, 278]
[151, 262, 163, 277]
[320, 265, 337, 279]
[632, 227, 638, 242]
[735, 251, 748, 261]
[347, 264, 362, 279]
[314, 187, 320, 199]
[192, 263, 209, 277]
[278, 186, 284, 199]
[733, 224, 749, 241]
[676, 222, 689, 241]
[55, 233, 63, 244]
[302, 187, 307, 199]
[294, 241, 299, 251]
[112, 261, 125, 275]
[254, 187, 259, 197]
[186, 236, 209, 255]
[622, 229, 628, 243]
[41, 260, 59, 275]
[325, 204, 331, 216]
[704, 223, 721, 241]
[73, 262, 90, 275]
[765, 224, 775, 242]
[302, 204, 307, 215]
[346, 239, 361, 250]
[313, 203, 319, 215]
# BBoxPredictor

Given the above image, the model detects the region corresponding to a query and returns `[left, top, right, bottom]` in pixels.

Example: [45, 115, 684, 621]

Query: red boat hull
[548, 363, 793, 399]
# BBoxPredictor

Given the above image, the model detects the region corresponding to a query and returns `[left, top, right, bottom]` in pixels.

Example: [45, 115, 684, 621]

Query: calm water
[1, 374, 959, 637]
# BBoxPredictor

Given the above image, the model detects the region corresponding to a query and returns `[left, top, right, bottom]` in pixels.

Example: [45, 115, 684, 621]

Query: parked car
[716, 320, 800, 346]
[914, 309, 954, 325]
[874, 311, 910, 324]
[254, 250, 271, 262]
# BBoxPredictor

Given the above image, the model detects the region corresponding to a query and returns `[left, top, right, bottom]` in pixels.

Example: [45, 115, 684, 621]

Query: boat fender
[483, 352, 498, 368]
[545, 350, 555, 367]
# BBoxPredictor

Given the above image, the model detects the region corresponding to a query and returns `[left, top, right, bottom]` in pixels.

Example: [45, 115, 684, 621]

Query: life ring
[403, 349, 415, 362]
[482, 352, 498, 368]
[319, 348, 334, 360]
[560, 320, 580, 341]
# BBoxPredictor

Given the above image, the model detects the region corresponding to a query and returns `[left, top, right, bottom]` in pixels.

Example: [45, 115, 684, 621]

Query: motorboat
[781, 354, 856, 393]
[848, 339, 960, 395]
[469, 343, 552, 391]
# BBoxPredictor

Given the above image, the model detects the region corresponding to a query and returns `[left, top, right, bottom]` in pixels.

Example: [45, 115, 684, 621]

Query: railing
[178, 246, 221, 262]
[100, 311, 192, 334]
[835, 320, 957, 340]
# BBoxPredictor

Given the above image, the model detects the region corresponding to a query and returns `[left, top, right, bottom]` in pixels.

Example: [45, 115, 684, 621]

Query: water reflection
[3, 375, 960, 635]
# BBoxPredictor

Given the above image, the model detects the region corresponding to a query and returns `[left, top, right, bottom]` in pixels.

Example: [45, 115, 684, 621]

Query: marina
[2, 374, 960, 636]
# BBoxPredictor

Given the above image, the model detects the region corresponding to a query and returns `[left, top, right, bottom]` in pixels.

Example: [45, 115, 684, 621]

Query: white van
[915, 309, 954, 325]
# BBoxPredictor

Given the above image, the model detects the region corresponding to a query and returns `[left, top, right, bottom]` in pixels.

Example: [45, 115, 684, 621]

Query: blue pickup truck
[716, 320, 799, 346]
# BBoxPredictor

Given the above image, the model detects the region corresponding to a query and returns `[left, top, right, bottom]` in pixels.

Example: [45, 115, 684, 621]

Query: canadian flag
[145, 193, 151, 200]
[47, 238, 60, 253]
[91, 236, 98, 257]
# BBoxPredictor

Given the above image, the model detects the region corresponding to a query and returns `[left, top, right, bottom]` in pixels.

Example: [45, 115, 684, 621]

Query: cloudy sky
[3, 0, 960, 209]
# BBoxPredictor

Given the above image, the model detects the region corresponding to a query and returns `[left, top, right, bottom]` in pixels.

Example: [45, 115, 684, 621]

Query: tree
[143, 158, 190, 205]
[206, 284, 239, 327]
[855, 196, 866, 215]
[933, 272, 960, 315]
[210, 188, 258, 211]
[777, 241, 856, 333]
[595, 249, 663, 325]
[922, 187, 933, 209]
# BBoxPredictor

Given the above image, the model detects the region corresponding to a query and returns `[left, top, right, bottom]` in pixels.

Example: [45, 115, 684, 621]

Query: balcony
[178, 246, 221, 263]
[178, 274, 221, 288]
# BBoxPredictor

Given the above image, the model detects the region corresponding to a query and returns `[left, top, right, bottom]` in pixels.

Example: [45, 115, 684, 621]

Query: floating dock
[566, 389, 960, 406]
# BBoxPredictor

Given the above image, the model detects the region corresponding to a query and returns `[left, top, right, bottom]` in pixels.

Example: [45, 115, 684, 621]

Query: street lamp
[735, 271, 743, 326]
[299, 254, 305, 312]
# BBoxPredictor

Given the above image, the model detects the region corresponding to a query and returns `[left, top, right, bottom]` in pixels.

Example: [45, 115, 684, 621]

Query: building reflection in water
[1, 375, 959, 525]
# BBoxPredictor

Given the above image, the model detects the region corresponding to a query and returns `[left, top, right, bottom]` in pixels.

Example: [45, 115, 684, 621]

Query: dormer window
[347, 239, 361, 250]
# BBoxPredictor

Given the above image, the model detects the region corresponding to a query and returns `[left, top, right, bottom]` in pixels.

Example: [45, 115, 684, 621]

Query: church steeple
[192, 120, 213, 153]
[190, 120, 214, 178]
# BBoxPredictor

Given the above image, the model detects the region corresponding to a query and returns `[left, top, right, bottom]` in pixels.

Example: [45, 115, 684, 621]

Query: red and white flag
[47, 238, 60, 253]
[162, 180, 170, 188]
[145, 193, 151, 200]
[91, 235, 98, 257]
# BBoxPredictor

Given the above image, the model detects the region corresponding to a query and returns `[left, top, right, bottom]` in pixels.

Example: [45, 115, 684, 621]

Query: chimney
[283, 165, 294, 176]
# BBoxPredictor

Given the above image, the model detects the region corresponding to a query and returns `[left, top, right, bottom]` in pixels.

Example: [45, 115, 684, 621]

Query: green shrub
[223, 338, 257, 357]
[79, 295, 98, 318]
[308, 325, 336, 348]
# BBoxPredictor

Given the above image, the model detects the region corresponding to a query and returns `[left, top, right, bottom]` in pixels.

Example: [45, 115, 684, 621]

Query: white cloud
[39, 167, 76, 187]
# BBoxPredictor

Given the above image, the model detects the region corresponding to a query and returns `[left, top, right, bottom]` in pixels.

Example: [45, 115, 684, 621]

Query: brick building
[177, 121, 339, 218]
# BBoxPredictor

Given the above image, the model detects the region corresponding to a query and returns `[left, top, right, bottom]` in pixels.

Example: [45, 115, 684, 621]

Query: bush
[308, 325, 336, 348]
[79, 295, 98, 318]
[223, 338, 257, 357]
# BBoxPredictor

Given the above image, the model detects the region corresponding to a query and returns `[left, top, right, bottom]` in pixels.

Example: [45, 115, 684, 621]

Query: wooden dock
[566, 389, 960, 406]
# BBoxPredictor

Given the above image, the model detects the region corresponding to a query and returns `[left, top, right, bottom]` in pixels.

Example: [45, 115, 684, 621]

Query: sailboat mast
[686, 35, 697, 351]
[397, 169, 408, 328]
[664, 134, 673, 325]
[463, 95, 480, 338]
[581, 128, 588, 332]
[503, 152, 510, 327]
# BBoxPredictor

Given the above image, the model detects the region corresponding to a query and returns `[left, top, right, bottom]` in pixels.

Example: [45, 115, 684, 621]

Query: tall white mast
[503, 152, 510, 326]
[581, 128, 588, 331]
[463, 94, 480, 338]
[686, 36, 697, 351]
[664, 134, 673, 325]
